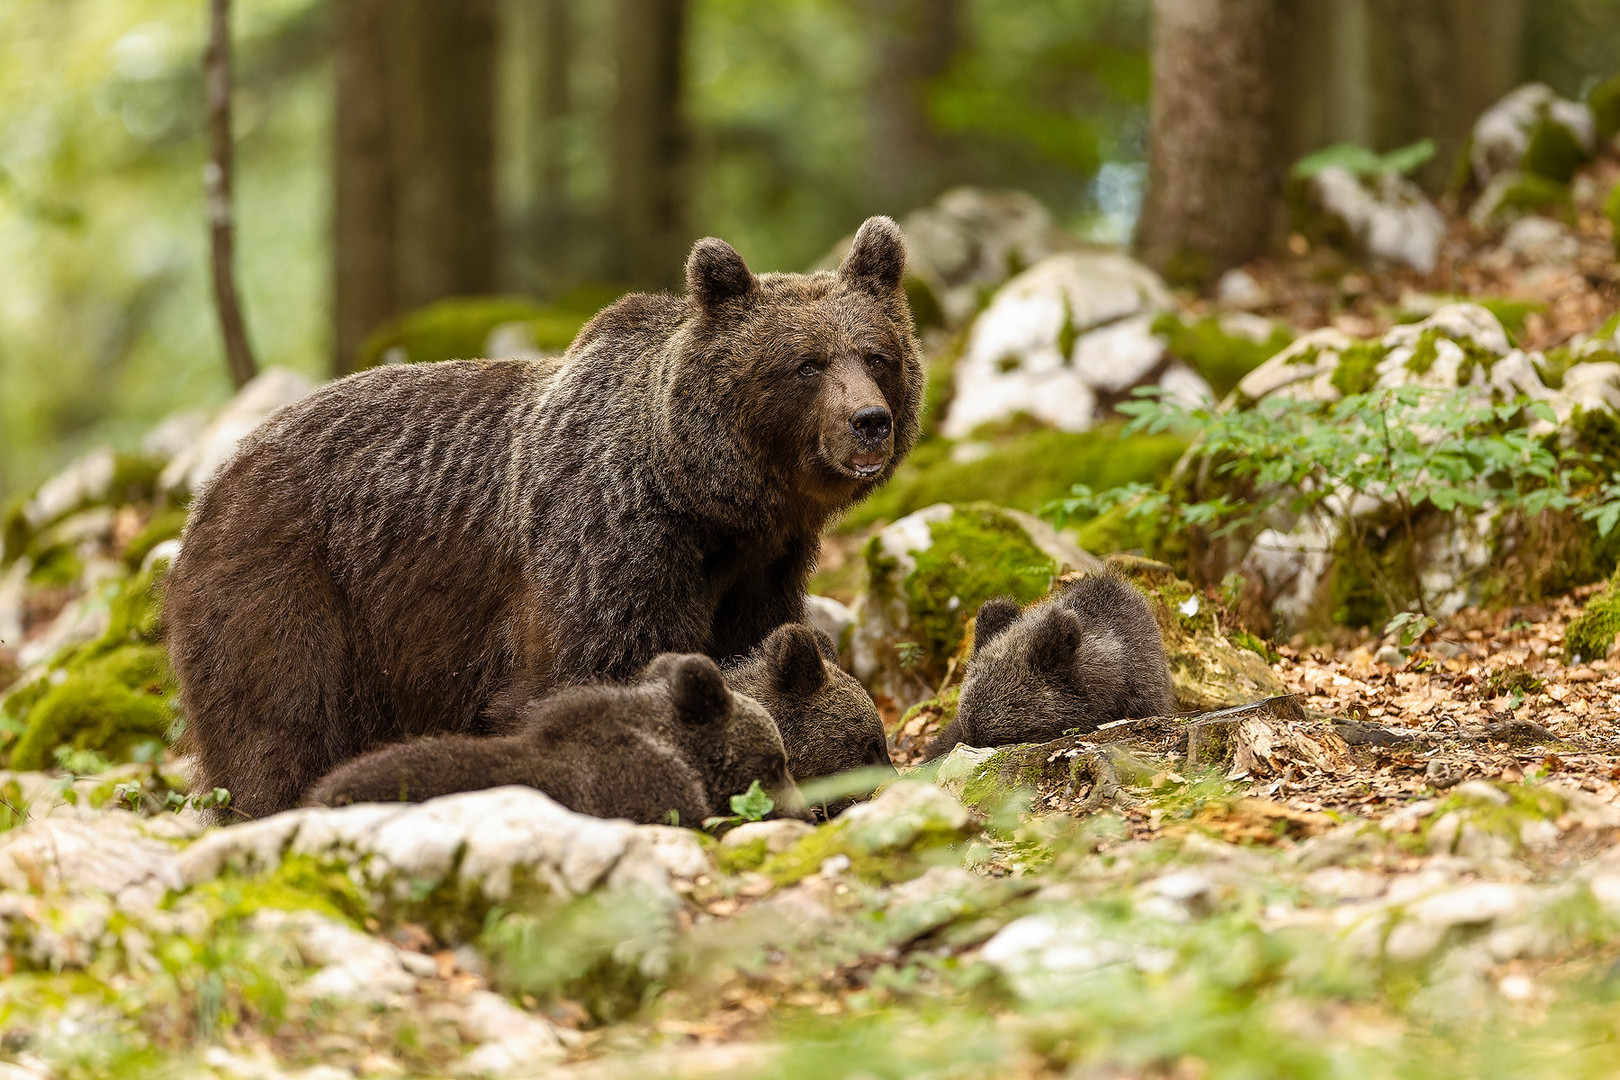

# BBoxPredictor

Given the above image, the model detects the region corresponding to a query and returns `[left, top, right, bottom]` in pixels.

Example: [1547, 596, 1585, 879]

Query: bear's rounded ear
[765, 623, 827, 697]
[973, 597, 1022, 653]
[1028, 607, 1083, 675]
[810, 627, 840, 664]
[686, 237, 756, 309]
[838, 216, 906, 297]
[669, 654, 731, 726]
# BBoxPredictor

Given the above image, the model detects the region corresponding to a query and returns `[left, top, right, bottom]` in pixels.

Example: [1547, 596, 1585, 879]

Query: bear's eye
[797, 360, 822, 379]
[864, 353, 887, 372]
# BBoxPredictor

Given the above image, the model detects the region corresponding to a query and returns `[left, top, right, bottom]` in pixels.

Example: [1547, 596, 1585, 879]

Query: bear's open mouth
[849, 451, 887, 477]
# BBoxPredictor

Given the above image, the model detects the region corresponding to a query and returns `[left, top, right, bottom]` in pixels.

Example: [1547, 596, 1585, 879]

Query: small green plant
[1292, 138, 1436, 180]
[703, 780, 776, 831]
[1384, 611, 1437, 648]
[1048, 387, 1620, 619]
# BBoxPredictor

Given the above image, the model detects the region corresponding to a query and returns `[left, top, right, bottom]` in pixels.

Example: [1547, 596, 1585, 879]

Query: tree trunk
[1137, 0, 1287, 286]
[204, 0, 258, 389]
[1275, 0, 1527, 191]
[386, 0, 500, 311]
[869, 0, 963, 212]
[331, 0, 500, 374]
[331, 0, 396, 375]
[610, 0, 689, 288]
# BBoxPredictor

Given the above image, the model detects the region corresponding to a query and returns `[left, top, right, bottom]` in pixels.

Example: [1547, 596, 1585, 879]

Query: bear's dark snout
[850, 405, 893, 446]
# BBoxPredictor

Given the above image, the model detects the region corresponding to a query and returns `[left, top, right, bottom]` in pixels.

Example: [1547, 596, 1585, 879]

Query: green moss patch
[1565, 569, 1620, 662]
[7, 645, 174, 770]
[356, 296, 596, 369]
[844, 423, 1185, 531]
[903, 505, 1056, 665]
[1153, 313, 1293, 399]
[1606, 182, 1620, 259]
[1331, 341, 1389, 397]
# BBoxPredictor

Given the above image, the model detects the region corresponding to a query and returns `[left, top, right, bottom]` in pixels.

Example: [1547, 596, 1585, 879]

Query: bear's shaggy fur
[725, 622, 894, 814]
[306, 654, 803, 825]
[925, 573, 1175, 759]
[165, 219, 923, 818]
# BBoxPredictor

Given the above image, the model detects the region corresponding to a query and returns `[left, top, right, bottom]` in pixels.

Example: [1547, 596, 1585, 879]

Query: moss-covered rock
[1605, 182, 1620, 260]
[1153, 312, 1294, 400]
[849, 503, 1102, 707]
[1564, 569, 1620, 662]
[2, 555, 175, 769]
[355, 296, 596, 370]
[7, 644, 173, 770]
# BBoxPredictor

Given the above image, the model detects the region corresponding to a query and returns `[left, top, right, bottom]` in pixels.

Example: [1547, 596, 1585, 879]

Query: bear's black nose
[850, 406, 892, 444]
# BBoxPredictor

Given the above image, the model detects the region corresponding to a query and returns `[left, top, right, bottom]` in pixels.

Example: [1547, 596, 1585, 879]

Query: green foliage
[844, 423, 1185, 531]
[1329, 341, 1387, 397]
[1152, 313, 1293, 399]
[355, 296, 594, 370]
[1384, 611, 1437, 648]
[1481, 172, 1574, 221]
[1049, 387, 1620, 620]
[480, 891, 673, 1022]
[703, 779, 777, 831]
[1564, 568, 1620, 661]
[1292, 138, 1436, 180]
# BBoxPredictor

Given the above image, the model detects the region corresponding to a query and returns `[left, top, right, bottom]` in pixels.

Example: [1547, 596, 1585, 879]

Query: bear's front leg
[709, 538, 816, 663]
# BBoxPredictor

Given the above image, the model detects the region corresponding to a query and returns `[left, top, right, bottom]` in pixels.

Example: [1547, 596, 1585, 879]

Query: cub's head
[675, 217, 925, 513]
[647, 652, 808, 821]
[954, 597, 1095, 748]
[728, 623, 894, 815]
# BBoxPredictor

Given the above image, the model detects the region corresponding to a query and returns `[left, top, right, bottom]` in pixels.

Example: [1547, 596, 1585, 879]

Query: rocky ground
[3, 79, 1620, 1078]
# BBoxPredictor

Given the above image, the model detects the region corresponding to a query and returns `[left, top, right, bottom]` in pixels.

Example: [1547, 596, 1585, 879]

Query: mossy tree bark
[331, 0, 500, 375]
[1137, 0, 1290, 287]
[609, 0, 689, 289]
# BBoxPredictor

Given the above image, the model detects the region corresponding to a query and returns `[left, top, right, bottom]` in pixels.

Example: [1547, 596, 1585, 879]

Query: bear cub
[725, 622, 895, 815]
[925, 573, 1174, 759]
[307, 654, 804, 826]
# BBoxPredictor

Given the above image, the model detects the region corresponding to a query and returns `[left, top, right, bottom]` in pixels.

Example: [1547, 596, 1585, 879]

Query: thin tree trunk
[204, 0, 258, 389]
[331, 0, 396, 375]
[1137, 0, 1286, 286]
[539, 0, 572, 218]
[610, 0, 689, 288]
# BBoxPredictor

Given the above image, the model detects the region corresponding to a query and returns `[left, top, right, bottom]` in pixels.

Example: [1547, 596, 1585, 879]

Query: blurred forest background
[2, 0, 1619, 504]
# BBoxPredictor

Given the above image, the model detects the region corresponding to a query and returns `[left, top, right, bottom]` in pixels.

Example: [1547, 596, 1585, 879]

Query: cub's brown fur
[165, 219, 923, 818]
[925, 573, 1174, 759]
[725, 623, 894, 815]
[306, 654, 804, 824]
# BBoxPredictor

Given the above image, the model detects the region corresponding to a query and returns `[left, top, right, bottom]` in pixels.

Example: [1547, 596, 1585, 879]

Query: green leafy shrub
[1049, 387, 1620, 621]
[1292, 138, 1435, 180]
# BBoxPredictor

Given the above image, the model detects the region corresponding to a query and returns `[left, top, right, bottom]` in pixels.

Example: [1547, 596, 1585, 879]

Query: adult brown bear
[165, 218, 922, 818]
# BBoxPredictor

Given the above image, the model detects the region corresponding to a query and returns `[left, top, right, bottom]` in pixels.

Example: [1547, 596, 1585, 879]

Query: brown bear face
[646, 652, 809, 820]
[726, 622, 894, 816]
[674, 217, 926, 516]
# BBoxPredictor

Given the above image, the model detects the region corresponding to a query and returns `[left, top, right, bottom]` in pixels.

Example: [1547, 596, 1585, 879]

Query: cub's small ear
[973, 597, 1022, 653]
[669, 654, 731, 725]
[1028, 607, 1083, 675]
[686, 237, 756, 308]
[765, 623, 827, 697]
[810, 627, 840, 664]
[838, 216, 906, 296]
